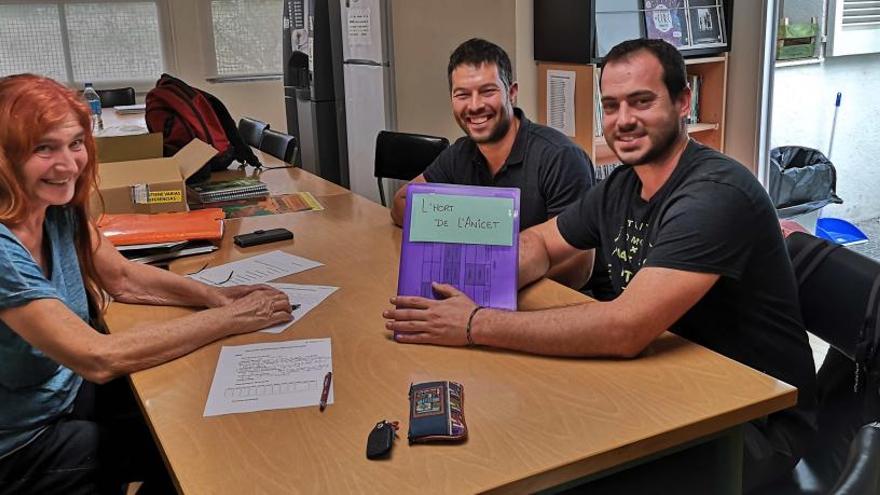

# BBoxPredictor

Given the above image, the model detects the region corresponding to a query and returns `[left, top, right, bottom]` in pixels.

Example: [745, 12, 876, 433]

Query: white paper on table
[204, 338, 333, 417]
[188, 250, 322, 286]
[546, 69, 577, 137]
[260, 283, 339, 334]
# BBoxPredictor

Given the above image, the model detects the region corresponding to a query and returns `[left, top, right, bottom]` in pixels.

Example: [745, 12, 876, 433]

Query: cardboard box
[95, 132, 163, 163]
[96, 139, 216, 214]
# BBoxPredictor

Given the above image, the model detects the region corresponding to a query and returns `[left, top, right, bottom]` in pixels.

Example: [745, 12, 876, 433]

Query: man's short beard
[623, 119, 683, 167]
[466, 108, 513, 144]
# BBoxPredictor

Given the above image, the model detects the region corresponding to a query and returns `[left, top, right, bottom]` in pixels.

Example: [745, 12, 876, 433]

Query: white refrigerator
[340, 0, 396, 203]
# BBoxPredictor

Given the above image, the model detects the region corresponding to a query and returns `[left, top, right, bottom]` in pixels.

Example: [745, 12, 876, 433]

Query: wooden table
[211, 149, 351, 199]
[105, 164, 797, 494]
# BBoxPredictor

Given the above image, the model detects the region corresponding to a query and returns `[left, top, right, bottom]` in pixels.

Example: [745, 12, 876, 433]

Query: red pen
[319, 371, 332, 412]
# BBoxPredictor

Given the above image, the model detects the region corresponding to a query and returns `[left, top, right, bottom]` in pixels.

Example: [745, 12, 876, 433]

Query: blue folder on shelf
[398, 183, 520, 310]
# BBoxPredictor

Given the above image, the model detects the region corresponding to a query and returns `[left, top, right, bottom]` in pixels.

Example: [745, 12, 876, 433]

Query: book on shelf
[594, 70, 604, 138]
[188, 178, 269, 204]
[594, 162, 623, 182]
[644, 0, 690, 48]
[687, 1, 725, 47]
[687, 74, 701, 124]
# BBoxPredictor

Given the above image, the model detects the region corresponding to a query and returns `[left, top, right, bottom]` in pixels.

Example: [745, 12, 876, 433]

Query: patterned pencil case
[408, 381, 468, 443]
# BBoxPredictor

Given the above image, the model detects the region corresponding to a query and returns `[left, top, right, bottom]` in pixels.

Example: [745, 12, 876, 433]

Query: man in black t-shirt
[390, 38, 594, 288]
[384, 39, 817, 492]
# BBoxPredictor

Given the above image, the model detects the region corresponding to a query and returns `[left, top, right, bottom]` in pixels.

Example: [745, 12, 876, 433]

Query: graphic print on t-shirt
[609, 217, 652, 288]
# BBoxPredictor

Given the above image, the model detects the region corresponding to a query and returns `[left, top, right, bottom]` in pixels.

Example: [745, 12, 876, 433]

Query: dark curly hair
[447, 38, 514, 92]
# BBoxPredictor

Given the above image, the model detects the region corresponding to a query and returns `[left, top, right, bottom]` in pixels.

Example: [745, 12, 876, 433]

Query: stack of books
[97, 208, 225, 266]
[98, 208, 225, 246]
[117, 240, 218, 265]
[188, 178, 269, 205]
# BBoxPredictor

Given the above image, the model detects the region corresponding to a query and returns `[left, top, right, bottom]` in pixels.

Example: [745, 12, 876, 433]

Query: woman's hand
[383, 282, 476, 346]
[220, 288, 293, 335]
[207, 284, 283, 308]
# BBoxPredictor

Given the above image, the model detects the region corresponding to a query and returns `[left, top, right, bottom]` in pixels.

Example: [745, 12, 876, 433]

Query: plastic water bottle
[83, 83, 103, 131]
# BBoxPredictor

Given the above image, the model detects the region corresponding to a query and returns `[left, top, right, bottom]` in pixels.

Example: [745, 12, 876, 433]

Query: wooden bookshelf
[537, 54, 729, 168]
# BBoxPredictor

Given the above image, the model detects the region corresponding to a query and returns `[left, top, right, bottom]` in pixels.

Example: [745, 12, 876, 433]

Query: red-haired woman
[0, 74, 293, 494]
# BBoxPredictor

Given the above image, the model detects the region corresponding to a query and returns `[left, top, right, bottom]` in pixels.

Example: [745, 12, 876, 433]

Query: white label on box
[130, 184, 150, 205]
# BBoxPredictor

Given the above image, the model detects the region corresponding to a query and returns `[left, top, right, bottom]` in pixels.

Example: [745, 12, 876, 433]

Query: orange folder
[98, 208, 225, 246]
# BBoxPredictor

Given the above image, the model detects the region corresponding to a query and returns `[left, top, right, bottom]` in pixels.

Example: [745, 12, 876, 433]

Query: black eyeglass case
[233, 228, 293, 247]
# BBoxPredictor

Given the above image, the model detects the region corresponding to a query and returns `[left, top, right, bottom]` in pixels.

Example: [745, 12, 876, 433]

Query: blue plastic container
[815, 217, 868, 246]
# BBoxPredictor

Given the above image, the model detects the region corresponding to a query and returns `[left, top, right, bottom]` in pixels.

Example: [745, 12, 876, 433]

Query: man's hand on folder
[384, 282, 478, 347]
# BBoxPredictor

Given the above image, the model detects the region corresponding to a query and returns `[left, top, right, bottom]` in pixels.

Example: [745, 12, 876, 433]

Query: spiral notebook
[189, 178, 269, 204]
[398, 183, 520, 310]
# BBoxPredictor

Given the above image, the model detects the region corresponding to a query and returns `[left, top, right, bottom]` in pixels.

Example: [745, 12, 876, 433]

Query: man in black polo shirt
[385, 38, 817, 492]
[390, 38, 595, 287]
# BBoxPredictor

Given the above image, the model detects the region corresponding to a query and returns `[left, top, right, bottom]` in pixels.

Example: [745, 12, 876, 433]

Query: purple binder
[398, 183, 520, 310]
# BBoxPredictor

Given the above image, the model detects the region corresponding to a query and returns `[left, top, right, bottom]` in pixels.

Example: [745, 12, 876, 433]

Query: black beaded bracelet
[466, 306, 486, 346]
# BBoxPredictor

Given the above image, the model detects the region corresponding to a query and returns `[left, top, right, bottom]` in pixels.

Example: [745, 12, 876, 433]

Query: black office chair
[374, 130, 449, 207]
[238, 117, 270, 149]
[259, 129, 298, 165]
[763, 232, 880, 495]
[96, 87, 136, 108]
[828, 422, 880, 494]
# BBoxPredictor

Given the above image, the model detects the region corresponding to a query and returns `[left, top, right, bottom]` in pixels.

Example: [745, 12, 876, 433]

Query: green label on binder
[408, 193, 514, 246]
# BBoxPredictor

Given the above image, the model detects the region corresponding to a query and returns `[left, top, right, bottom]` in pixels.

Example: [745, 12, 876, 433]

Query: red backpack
[145, 74, 261, 183]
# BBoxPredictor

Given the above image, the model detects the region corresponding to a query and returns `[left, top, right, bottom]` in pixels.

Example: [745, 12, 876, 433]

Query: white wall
[771, 53, 880, 221]
[164, 0, 287, 132]
[390, 0, 532, 141]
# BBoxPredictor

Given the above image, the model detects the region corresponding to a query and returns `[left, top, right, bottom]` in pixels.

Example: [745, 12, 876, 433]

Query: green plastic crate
[777, 20, 818, 60]
[778, 41, 816, 60]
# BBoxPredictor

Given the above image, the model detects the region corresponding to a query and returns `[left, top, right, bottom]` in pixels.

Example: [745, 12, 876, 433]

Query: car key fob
[233, 228, 293, 248]
[366, 420, 399, 460]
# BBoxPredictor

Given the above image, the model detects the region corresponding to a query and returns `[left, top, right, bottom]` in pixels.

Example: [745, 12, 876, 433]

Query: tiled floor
[806, 217, 880, 371]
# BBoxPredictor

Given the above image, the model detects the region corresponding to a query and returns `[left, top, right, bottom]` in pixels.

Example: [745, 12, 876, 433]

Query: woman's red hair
[0, 74, 108, 318]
